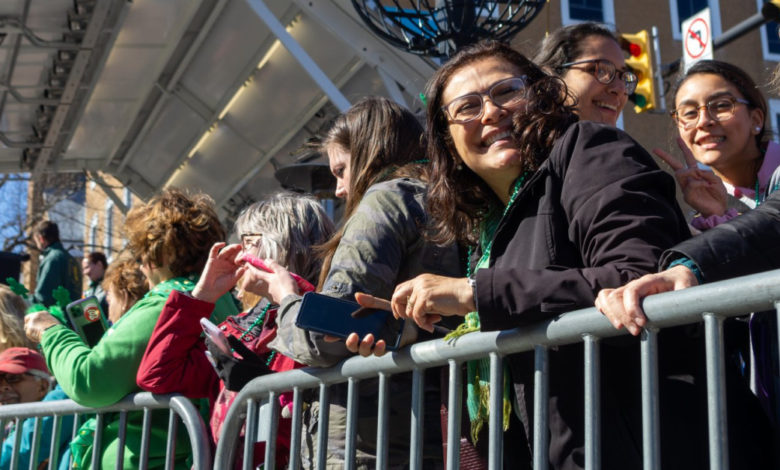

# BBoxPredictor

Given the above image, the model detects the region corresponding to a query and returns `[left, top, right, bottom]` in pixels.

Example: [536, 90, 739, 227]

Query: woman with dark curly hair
[25, 188, 238, 470]
[354, 40, 730, 469]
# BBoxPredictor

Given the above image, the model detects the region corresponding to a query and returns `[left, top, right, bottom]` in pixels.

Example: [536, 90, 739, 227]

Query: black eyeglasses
[441, 76, 528, 124]
[560, 59, 638, 95]
[670, 96, 751, 130]
[0, 373, 30, 385]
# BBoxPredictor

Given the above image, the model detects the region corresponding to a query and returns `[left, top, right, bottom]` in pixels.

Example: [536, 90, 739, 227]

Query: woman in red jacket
[136, 192, 334, 466]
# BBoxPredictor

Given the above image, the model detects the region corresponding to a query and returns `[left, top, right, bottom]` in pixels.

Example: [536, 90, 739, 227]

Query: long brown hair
[424, 40, 577, 246]
[317, 96, 426, 287]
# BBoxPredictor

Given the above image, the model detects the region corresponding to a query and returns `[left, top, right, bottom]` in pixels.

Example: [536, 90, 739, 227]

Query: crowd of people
[1, 20, 778, 470]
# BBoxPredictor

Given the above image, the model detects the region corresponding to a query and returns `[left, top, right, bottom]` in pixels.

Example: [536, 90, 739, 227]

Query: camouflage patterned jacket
[269, 177, 461, 469]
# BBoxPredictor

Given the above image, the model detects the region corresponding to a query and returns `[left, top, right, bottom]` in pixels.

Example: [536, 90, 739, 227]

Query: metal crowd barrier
[214, 269, 780, 470]
[0, 392, 210, 470]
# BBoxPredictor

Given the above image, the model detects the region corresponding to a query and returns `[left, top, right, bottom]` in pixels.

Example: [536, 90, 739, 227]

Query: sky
[0, 175, 28, 253]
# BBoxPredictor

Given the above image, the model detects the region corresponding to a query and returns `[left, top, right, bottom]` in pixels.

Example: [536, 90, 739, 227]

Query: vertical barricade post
[288, 387, 303, 470]
[488, 352, 503, 469]
[244, 398, 259, 470]
[29, 416, 43, 470]
[139, 408, 152, 470]
[47, 414, 62, 470]
[376, 372, 390, 470]
[446, 360, 462, 470]
[410, 368, 424, 470]
[265, 391, 280, 470]
[91, 413, 104, 470]
[316, 383, 330, 470]
[345, 378, 359, 470]
[584, 334, 600, 470]
[640, 328, 660, 470]
[703, 313, 728, 470]
[164, 410, 178, 470]
[533, 345, 549, 470]
[116, 411, 128, 470]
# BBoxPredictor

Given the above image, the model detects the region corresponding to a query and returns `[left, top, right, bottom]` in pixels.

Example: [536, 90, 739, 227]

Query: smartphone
[65, 296, 108, 347]
[239, 253, 315, 293]
[200, 317, 232, 355]
[295, 292, 404, 350]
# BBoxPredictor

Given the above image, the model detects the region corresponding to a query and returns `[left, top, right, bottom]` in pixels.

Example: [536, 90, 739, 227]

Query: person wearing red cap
[0, 347, 72, 470]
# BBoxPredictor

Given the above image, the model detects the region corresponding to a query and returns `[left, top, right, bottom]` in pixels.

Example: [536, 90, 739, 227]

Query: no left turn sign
[682, 8, 713, 71]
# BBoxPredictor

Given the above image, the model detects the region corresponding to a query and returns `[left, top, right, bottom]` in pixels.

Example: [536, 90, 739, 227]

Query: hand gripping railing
[214, 269, 780, 470]
[0, 392, 210, 470]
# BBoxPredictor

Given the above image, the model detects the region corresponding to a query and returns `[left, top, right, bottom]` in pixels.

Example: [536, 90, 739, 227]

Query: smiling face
[442, 56, 526, 199]
[675, 73, 764, 174]
[0, 373, 48, 405]
[327, 144, 351, 199]
[561, 34, 629, 126]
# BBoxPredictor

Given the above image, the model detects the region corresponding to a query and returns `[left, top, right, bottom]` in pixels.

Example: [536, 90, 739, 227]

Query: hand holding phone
[65, 296, 108, 347]
[295, 292, 404, 350]
[200, 318, 232, 355]
[239, 253, 315, 294]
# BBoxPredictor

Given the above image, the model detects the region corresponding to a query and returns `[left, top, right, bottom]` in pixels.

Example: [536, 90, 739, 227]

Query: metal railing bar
[29, 416, 42, 470]
[446, 359, 462, 470]
[47, 414, 62, 470]
[703, 313, 729, 470]
[376, 372, 390, 470]
[213, 269, 780, 469]
[243, 399, 258, 470]
[345, 378, 359, 470]
[640, 328, 660, 470]
[91, 413, 104, 470]
[116, 411, 128, 470]
[288, 387, 303, 470]
[410, 368, 424, 470]
[265, 391, 280, 470]
[584, 335, 600, 470]
[533, 345, 549, 470]
[139, 408, 151, 470]
[316, 384, 330, 470]
[166, 396, 211, 470]
[488, 352, 503, 470]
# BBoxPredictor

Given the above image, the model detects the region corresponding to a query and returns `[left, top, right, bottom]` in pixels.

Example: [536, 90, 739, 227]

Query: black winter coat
[660, 191, 780, 278]
[474, 121, 689, 470]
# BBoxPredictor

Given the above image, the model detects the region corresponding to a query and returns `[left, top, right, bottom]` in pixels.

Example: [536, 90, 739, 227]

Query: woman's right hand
[238, 258, 298, 304]
[191, 243, 246, 303]
[653, 137, 728, 217]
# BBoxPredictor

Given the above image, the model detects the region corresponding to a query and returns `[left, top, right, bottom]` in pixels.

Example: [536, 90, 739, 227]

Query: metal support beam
[247, 0, 351, 112]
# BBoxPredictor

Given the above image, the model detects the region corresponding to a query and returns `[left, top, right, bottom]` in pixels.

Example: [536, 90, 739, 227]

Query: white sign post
[682, 7, 713, 72]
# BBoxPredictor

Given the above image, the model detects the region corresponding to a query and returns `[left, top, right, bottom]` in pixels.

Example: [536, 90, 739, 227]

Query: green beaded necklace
[238, 302, 277, 366]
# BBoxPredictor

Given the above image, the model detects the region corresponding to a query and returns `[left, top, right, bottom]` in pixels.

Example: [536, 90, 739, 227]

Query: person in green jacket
[31, 220, 82, 307]
[24, 189, 239, 470]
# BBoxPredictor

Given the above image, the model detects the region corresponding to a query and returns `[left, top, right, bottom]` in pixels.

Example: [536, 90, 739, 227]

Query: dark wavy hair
[533, 22, 620, 77]
[125, 188, 225, 278]
[671, 60, 768, 147]
[317, 96, 427, 287]
[425, 40, 577, 246]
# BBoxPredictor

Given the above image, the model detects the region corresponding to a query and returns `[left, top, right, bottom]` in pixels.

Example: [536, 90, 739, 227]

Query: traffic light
[620, 30, 656, 113]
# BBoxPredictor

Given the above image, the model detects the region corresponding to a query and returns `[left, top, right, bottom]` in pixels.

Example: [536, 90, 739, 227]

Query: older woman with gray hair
[137, 191, 335, 468]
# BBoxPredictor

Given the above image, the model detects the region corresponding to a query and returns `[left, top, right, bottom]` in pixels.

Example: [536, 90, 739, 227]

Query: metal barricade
[214, 269, 780, 470]
[0, 392, 210, 470]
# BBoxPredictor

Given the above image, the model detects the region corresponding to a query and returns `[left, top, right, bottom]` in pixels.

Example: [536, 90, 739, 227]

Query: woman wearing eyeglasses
[653, 60, 779, 231]
[534, 22, 637, 126]
[350, 40, 718, 469]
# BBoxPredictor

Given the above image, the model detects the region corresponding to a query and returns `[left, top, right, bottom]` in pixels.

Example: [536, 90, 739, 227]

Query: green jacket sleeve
[33, 254, 60, 306]
[40, 294, 164, 407]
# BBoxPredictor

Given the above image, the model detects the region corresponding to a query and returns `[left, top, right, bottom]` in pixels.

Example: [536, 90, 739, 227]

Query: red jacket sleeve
[136, 290, 220, 402]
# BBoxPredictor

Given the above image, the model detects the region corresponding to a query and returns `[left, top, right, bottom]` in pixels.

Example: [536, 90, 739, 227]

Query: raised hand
[191, 243, 246, 303]
[653, 137, 727, 217]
